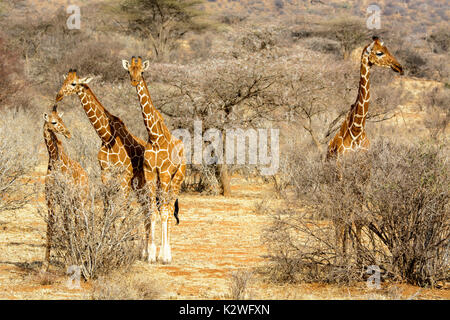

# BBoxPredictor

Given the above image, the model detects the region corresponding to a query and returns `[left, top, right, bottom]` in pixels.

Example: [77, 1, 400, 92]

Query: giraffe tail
[174, 199, 179, 225]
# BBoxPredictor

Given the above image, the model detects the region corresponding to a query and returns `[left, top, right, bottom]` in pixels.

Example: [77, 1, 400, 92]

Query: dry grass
[228, 269, 254, 300]
[90, 269, 162, 300]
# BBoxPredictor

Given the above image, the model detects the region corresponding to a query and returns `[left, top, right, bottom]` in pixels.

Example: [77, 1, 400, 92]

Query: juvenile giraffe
[56, 69, 146, 195]
[326, 37, 403, 261]
[122, 57, 186, 264]
[43, 105, 88, 271]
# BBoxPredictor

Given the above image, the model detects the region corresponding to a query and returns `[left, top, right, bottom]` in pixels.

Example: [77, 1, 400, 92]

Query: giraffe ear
[122, 59, 130, 70]
[43, 113, 49, 122]
[79, 77, 93, 84]
[142, 60, 150, 71]
[63, 74, 67, 80]
[58, 111, 64, 118]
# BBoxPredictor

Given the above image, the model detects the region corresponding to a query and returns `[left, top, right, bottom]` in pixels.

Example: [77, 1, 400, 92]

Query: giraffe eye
[71, 83, 76, 86]
[376, 52, 384, 56]
[51, 121, 57, 125]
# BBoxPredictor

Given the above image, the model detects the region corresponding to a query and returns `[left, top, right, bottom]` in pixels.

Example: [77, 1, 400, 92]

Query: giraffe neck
[136, 78, 170, 143]
[77, 86, 113, 144]
[348, 54, 371, 138]
[43, 124, 62, 162]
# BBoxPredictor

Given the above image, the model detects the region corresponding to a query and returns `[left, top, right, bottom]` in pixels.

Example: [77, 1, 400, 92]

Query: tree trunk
[219, 164, 231, 197]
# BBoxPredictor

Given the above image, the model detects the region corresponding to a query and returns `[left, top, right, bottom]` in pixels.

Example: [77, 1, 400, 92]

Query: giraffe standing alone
[55, 69, 146, 195]
[122, 57, 186, 264]
[43, 105, 88, 271]
[326, 37, 403, 260]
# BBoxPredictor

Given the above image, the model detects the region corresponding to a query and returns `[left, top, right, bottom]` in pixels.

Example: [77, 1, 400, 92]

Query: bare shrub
[364, 142, 449, 286]
[263, 140, 449, 287]
[304, 37, 341, 56]
[5, 9, 127, 86]
[0, 32, 28, 108]
[428, 28, 450, 54]
[41, 170, 147, 280]
[0, 110, 39, 213]
[422, 86, 450, 141]
[218, 12, 247, 25]
[396, 48, 429, 78]
[182, 164, 220, 194]
[228, 270, 254, 300]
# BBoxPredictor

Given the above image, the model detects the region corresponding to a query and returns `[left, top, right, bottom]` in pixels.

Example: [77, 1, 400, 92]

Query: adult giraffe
[122, 57, 186, 264]
[326, 37, 403, 260]
[43, 105, 88, 271]
[55, 69, 146, 195]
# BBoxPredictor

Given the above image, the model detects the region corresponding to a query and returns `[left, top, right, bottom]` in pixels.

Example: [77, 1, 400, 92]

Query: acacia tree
[320, 17, 368, 60]
[119, 0, 211, 61]
[154, 53, 282, 196]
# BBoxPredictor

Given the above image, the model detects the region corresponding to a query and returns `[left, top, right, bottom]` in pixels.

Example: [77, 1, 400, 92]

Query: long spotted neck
[43, 124, 62, 162]
[136, 78, 170, 143]
[347, 52, 371, 138]
[77, 86, 113, 144]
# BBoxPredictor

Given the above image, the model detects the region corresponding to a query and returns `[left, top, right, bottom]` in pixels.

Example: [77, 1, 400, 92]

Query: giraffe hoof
[148, 244, 157, 263]
[158, 245, 172, 264]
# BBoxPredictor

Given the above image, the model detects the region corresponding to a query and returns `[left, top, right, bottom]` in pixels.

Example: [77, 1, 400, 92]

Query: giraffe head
[122, 56, 150, 87]
[365, 36, 404, 75]
[56, 69, 93, 102]
[43, 105, 71, 139]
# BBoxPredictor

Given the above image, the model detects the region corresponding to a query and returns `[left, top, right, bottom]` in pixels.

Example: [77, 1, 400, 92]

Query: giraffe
[55, 69, 146, 196]
[122, 56, 186, 264]
[43, 105, 88, 271]
[326, 37, 403, 262]
[327, 36, 403, 158]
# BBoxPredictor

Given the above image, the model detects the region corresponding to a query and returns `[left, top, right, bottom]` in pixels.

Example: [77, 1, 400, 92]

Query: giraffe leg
[143, 167, 158, 263]
[43, 198, 55, 272]
[148, 205, 158, 263]
[158, 173, 173, 264]
[158, 205, 172, 264]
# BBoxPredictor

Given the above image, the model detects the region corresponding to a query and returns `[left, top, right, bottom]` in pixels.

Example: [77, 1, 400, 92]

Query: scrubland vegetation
[0, 0, 448, 298]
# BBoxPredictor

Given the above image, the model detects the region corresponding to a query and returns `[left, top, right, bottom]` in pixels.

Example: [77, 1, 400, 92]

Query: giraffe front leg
[148, 208, 158, 263]
[143, 167, 158, 263]
[43, 198, 55, 272]
[158, 174, 173, 264]
[158, 206, 172, 264]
